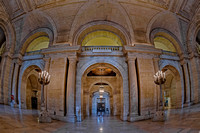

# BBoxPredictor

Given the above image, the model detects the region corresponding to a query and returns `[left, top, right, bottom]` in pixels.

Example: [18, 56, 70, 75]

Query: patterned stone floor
[0, 104, 200, 133]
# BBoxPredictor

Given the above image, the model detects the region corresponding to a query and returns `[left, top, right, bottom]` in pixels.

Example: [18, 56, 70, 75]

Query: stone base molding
[152, 111, 165, 122]
[65, 115, 77, 123]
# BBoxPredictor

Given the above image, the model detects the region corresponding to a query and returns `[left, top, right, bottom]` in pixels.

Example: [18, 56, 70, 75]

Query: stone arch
[150, 28, 185, 56]
[19, 28, 54, 55]
[83, 66, 121, 116]
[69, 0, 134, 45]
[76, 57, 129, 121]
[160, 61, 184, 108]
[20, 10, 57, 46]
[187, 19, 200, 55]
[0, 12, 16, 104]
[18, 60, 44, 108]
[72, 20, 132, 46]
[187, 6, 200, 54]
[88, 80, 114, 94]
[147, 11, 182, 44]
[85, 80, 114, 116]
[26, 74, 41, 109]
[0, 12, 16, 54]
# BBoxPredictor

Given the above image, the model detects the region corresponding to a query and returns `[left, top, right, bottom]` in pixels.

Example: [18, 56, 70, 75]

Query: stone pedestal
[39, 110, 52, 123]
[66, 115, 76, 122]
[152, 110, 165, 122]
[128, 114, 140, 122]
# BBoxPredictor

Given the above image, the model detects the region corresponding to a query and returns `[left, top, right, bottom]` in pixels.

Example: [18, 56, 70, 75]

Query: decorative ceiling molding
[178, 0, 200, 20]
[2, 0, 25, 19]
[138, 0, 170, 9]
[120, 0, 170, 9]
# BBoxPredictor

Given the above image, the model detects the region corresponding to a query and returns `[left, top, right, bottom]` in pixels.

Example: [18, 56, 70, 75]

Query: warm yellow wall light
[154, 37, 176, 52]
[82, 31, 123, 46]
[26, 36, 49, 52]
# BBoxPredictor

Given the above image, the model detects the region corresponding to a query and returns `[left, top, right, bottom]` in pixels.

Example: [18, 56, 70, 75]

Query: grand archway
[82, 63, 122, 117]
[19, 65, 42, 109]
[161, 65, 182, 109]
[76, 60, 129, 122]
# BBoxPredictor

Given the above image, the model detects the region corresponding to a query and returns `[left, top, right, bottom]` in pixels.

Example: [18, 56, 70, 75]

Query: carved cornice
[41, 45, 81, 54]
[123, 44, 162, 55]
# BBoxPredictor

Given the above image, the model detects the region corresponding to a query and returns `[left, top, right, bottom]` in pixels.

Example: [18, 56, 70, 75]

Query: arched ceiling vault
[0, 0, 199, 48]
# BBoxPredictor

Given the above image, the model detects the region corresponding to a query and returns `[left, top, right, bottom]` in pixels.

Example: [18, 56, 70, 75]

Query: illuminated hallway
[0, 104, 200, 133]
[1, 0, 200, 132]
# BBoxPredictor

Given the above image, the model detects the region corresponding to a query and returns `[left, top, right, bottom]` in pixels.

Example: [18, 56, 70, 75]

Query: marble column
[153, 58, 160, 111]
[43, 58, 51, 111]
[182, 62, 191, 105]
[11, 59, 21, 107]
[85, 93, 90, 116]
[66, 57, 77, 122]
[0, 52, 12, 104]
[127, 57, 139, 122]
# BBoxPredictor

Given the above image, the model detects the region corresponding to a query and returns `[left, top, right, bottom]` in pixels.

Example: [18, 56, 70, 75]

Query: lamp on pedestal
[153, 70, 166, 122]
[38, 70, 51, 123]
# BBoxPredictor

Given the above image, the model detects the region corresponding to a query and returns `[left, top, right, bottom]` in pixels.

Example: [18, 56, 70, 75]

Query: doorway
[81, 63, 123, 119]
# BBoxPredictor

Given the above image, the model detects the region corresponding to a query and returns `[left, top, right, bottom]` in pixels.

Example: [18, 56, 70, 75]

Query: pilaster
[181, 59, 191, 106]
[127, 56, 139, 122]
[66, 56, 77, 122]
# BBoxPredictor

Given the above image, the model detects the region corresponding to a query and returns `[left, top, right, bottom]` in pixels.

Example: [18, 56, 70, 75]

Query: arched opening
[26, 74, 41, 109]
[195, 30, 200, 54]
[26, 36, 49, 52]
[161, 65, 182, 109]
[154, 36, 176, 52]
[81, 30, 123, 46]
[150, 29, 184, 56]
[20, 65, 41, 109]
[81, 63, 122, 118]
[91, 91, 111, 116]
[25, 35, 50, 54]
[0, 27, 6, 62]
[21, 32, 50, 56]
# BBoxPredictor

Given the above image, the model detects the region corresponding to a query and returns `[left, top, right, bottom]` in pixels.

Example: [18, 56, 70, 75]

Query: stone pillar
[43, 58, 51, 111]
[85, 92, 90, 116]
[182, 62, 191, 105]
[127, 57, 139, 122]
[11, 59, 21, 107]
[153, 58, 160, 111]
[0, 52, 12, 104]
[66, 56, 77, 122]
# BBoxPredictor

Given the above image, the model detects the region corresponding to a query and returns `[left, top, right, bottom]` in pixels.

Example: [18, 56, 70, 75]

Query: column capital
[2, 51, 12, 59]
[13, 53, 23, 60]
[16, 58, 22, 65]
[68, 56, 77, 63]
[43, 57, 51, 62]
[12, 58, 22, 65]
[127, 56, 136, 62]
[153, 57, 160, 62]
[180, 59, 188, 65]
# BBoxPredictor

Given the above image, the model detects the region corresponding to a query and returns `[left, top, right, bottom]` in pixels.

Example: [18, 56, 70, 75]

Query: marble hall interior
[0, 0, 200, 133]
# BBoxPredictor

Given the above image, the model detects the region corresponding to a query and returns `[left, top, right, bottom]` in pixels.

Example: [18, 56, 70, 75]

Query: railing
[82, 46, 122, 53]
[25, 50, 42, 56]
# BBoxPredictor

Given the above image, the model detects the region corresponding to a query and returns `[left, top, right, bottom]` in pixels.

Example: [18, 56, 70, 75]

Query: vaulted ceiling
[0, 0, 200, 48]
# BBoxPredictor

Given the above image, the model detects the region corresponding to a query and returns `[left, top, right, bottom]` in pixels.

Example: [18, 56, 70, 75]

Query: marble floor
[0, 104, 200, 133]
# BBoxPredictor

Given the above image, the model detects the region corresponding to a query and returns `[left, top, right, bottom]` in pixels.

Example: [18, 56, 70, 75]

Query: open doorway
[81, 63, 123, 119]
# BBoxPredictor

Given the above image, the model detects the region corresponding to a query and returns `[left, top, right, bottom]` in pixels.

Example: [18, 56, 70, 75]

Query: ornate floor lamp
[38, 70, 51, 123]
[153, 70, 166, 122]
